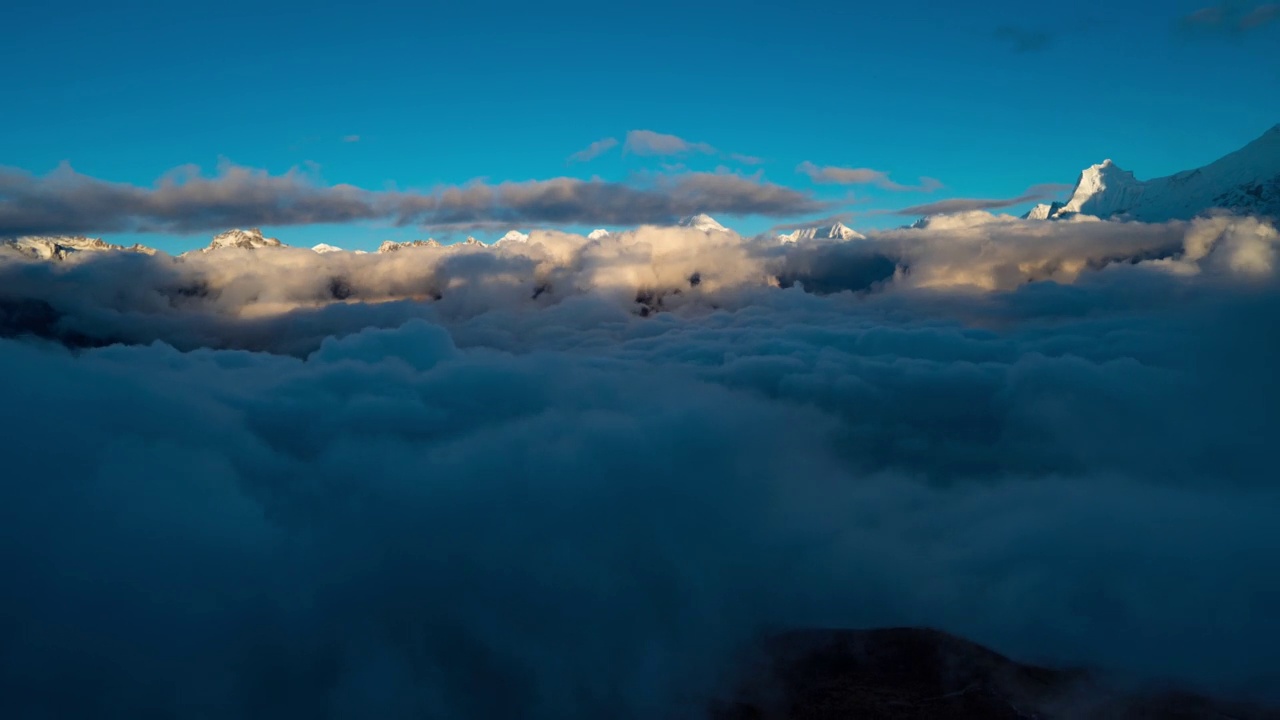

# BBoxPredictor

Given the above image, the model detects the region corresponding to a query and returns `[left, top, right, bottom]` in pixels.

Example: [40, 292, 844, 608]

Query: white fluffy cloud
[1, 215, 1279, 717]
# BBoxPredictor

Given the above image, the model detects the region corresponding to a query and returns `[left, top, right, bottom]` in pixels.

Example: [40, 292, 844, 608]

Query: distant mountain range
[3, 125, 1276, 260]
[1, 235, 156, 261]
[777, 221, 865, 243]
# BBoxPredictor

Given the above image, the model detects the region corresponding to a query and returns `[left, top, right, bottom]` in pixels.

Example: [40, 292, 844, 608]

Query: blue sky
[3, 0, 1279, 252]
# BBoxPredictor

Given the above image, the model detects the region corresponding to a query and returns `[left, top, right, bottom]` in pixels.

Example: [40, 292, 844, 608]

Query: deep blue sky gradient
[3, 0, 1278, 251]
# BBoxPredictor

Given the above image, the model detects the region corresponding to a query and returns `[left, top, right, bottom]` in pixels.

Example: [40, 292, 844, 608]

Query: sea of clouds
[1, 215, 1278, 718]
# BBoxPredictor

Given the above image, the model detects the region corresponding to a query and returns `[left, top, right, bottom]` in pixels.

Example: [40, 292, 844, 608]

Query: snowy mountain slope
[1054, 124, 1280, 221]
[778, 221, 866, 243]
[1, 236, 156, 260]
[1022, 202, 1065, 220]
[311, 243, 344, 253]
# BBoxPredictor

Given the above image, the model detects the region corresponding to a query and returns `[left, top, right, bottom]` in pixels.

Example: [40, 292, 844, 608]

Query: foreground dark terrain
[711, 629, 1279, 720]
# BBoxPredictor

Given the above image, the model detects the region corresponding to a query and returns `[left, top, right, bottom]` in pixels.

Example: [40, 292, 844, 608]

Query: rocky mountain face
[711, 628, 1278, 720]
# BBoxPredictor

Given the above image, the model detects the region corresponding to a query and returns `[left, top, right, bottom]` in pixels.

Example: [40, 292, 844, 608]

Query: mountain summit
[1049, 124, 1280, 222]
[678, 214, 729, 233]
[205, 228, 285, 252]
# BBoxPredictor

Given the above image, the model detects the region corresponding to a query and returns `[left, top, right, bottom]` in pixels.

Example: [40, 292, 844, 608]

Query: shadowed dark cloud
[893, 183, 1073, 216]
[0, 163, 828, 236]
[387, 173, 829, 228]
[0, 163, 380, 237]
[797, 162, 943, 192]
[993, 25, 1053, 52]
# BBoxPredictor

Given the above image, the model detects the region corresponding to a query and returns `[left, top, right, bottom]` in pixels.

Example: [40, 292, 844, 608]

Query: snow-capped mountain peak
[678, 214, 729, 233]
[311, 243, 344, 254]
[496, 230, 529, 245]
[1057, 159, 1145, 218]
[1051, 125, 1280, 222]
[778, 221, 866, 243]
[205, 228, 285, 252]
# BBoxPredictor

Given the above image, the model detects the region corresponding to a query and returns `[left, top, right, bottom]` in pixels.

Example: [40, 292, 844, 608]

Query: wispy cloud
[342, 135, 361, 143]
[567, 137, 619, 163]
[619, 130, 764, 168]
[0, 163, 829, 236]
[797, 162, 943, 192]
[892, 183, 1072, 216]
[993, 25, 1054, 52]
[1241, 2, 1280, 28]
[1179, 2, 1280, 33]
[623, 130, 718, 157]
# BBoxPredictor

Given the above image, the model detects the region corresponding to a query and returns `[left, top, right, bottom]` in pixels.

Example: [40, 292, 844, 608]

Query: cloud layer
[0, 164, 826, 237]
[2, 215, 1279, 718]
